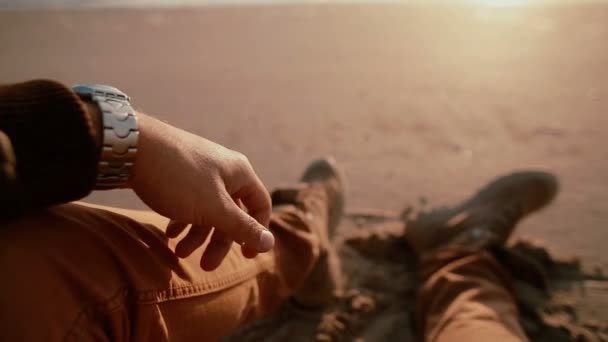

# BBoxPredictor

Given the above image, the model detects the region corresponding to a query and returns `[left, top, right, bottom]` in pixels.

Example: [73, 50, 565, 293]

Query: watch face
[72, 84, 129, 101]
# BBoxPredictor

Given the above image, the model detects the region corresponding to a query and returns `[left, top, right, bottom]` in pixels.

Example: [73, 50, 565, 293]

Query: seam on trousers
[62, 255, 274, 341]
[136, 254, 275, 304]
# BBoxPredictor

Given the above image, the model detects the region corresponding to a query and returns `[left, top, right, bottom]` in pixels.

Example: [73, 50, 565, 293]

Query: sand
[1, 2, 607, 339]
[226, 211, 608, 341]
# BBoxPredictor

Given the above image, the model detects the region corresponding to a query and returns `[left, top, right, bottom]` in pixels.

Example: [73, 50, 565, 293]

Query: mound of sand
[225, 207, 608, 342]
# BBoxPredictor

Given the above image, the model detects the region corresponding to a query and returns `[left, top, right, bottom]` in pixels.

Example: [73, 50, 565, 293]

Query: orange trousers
[416, 251, 529, 342]
[0, 203, 527, 341]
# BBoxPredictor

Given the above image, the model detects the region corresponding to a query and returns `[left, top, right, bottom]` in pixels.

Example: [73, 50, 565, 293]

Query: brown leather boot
[271, 157, 345, 309]
[405, 171, 559, 260]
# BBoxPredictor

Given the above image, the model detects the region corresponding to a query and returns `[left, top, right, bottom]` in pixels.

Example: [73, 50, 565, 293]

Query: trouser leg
[0, 201, 321, 341]
[416, 251, 529, 342]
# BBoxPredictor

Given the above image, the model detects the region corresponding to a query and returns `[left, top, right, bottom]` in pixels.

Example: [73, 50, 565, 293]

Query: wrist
[129, 113, 171, 190]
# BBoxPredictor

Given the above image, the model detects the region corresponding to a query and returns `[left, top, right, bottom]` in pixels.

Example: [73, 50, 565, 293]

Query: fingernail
[258, 230, 275, 252]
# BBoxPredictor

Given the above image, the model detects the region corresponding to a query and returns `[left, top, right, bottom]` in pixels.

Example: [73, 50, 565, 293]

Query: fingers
[175, 224, 212, 258]
[210, 191, 274, 253]
[201, 230, 233, 271]
[166, 220, 188, 238]
[233, 197, 260, 259]
[237, 175, 272, 228]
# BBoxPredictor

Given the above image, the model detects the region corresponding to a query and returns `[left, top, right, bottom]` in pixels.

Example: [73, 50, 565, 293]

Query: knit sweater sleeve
[0, 80, 101, 219]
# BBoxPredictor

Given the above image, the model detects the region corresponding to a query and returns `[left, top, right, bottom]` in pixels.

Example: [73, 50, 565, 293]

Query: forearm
[0, 80, 102, 219]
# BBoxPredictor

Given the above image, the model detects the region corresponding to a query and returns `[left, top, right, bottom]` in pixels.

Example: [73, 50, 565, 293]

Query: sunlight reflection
[475, 0, 530, 6]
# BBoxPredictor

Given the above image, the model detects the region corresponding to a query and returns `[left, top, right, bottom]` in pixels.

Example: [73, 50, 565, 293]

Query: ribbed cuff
[0, 79, 100, 215]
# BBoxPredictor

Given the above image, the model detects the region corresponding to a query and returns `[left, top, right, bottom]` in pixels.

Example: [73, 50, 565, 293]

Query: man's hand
[129, 114, 274, 271]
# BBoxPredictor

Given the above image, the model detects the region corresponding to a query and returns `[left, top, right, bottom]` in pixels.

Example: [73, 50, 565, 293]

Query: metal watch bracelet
[73, 84, 139, 190]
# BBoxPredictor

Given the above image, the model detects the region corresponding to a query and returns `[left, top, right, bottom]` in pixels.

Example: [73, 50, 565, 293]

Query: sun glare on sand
[475, 0, 530, 6]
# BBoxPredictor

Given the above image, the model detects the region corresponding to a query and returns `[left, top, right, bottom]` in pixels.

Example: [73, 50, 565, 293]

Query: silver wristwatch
[73, 84, 139, 189]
